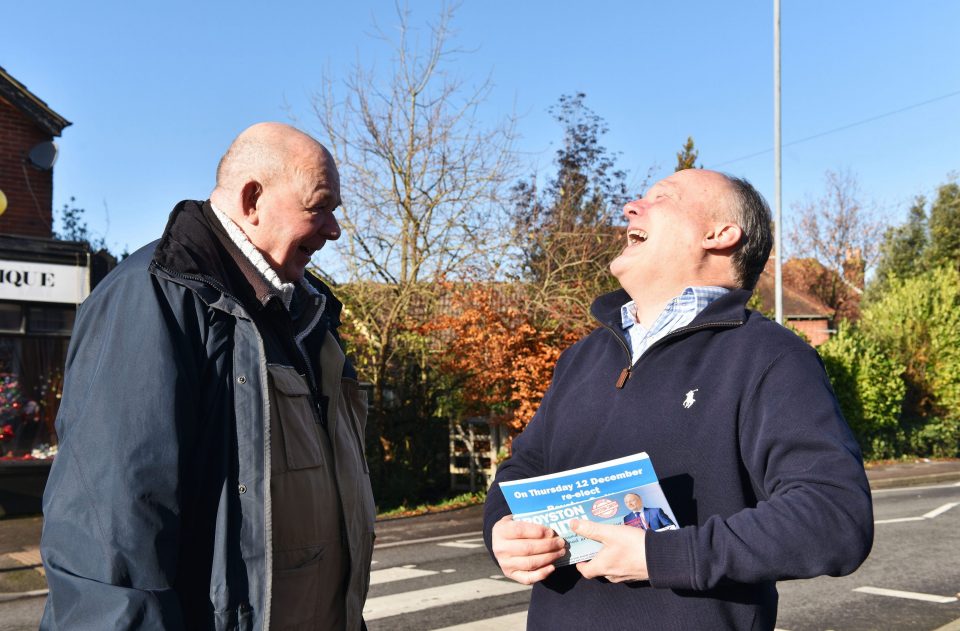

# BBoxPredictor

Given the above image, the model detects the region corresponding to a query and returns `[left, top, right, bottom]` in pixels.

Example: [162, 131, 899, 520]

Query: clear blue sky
[4, 1, 958, 268]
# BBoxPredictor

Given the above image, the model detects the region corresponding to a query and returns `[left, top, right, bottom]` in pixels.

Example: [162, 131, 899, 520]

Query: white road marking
[369, 566, 438, 585]
[923, 502, 958, 519]
[875, 516, 926, 524]
[432, 611, 528, 630]
[854, 586, 958, 604]
[375, 530, 484, 549]
[438, 538, 486, 549]
[876, 501, 959, 524]
[441, 568, 457, 573]
[363, 578, 531, 620]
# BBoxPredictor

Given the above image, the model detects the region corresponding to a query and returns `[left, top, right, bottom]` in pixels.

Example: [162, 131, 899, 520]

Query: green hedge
[821, 266, 960, 459]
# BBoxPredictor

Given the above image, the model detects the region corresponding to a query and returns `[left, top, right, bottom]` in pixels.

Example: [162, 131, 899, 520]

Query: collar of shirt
[209, 202, 322, 312]
[620, 286, 730, 364]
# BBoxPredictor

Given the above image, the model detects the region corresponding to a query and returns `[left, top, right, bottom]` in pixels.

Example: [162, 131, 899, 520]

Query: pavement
[1, 458, 958, 601]
[864, 457, 960, 489]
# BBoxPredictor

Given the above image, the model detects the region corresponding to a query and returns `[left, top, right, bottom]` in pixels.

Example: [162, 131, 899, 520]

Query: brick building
[0, 65, 71, 237]
[753, 258, 834, 346]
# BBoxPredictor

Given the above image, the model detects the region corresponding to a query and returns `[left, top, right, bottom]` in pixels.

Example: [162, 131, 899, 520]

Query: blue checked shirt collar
[620, 286, 730, 364]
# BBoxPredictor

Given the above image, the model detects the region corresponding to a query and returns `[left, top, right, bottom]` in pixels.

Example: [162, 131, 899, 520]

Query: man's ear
[240, 181, 263, 226]
[703, 223, 742, 251]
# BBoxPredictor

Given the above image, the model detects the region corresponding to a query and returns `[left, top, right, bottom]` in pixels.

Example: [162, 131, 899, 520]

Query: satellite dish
[27, 141, 59, 170]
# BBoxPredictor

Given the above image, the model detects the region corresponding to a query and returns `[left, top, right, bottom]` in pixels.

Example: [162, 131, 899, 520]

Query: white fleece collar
[209, 202, 321, 311]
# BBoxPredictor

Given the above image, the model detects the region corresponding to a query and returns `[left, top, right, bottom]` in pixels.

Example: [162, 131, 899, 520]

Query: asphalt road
[2, 481, 958, 630]
[775, 481, 960, 631]
[364, 481, 960, 629]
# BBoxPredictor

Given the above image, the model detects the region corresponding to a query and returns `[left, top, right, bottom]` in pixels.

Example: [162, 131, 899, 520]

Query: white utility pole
[773, 0, 784, 324]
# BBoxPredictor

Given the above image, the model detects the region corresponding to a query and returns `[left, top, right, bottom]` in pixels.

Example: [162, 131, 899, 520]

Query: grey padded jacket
[40, 200, 376, 630]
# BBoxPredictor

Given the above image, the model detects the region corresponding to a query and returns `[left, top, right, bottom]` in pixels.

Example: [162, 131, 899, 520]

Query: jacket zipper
[293, 295, 326, 423]
[599, 318, 744, 389]
[597, 320, 635, 388]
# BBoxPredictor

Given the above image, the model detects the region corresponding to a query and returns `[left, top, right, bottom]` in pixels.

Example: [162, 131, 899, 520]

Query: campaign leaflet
[499, 452, 678, 566]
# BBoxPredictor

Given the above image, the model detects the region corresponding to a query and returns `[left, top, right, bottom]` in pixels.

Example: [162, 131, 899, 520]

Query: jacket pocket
[268, 364, 323, 471]
[272, 544, 346, 629]
[272, 557, 320, 628]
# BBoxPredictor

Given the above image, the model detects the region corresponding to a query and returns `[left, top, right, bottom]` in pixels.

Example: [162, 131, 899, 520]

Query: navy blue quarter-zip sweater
[484, 288, 873, 631]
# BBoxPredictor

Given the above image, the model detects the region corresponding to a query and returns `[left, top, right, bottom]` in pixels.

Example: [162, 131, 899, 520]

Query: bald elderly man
[484, 170, 873, 630]
[40, 123, 375, 630]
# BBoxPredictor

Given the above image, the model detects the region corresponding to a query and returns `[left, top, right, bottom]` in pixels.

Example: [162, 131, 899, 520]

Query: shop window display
[0, 305, 73, 461]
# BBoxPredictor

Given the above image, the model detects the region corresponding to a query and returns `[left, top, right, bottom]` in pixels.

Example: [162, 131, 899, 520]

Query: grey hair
[723, 175, 772, 290]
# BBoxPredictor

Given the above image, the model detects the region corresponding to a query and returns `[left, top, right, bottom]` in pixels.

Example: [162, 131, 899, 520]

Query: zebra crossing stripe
[363, 578, 531, 620]
[375, 531, 484, 549]
[438, 538, 485, 549]
[369, 566, 438, 585]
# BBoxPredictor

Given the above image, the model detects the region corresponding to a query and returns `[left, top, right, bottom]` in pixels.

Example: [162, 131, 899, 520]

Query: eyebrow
[652, 181, 682, 200]
[308, 188, 340, 209]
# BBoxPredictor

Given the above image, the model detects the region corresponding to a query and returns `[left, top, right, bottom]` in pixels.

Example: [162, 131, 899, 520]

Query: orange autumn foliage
[427, 285, 579, 432]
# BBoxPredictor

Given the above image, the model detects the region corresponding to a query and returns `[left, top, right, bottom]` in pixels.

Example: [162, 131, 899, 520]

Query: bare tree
[788, 169, 887, 320]
[308, 4, 517, 492]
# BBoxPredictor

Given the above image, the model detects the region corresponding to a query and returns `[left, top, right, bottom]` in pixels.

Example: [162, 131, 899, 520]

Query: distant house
[752, 259, 834, 346]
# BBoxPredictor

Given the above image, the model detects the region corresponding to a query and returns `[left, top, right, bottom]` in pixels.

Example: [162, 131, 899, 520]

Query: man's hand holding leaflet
[491, 515, 567, 584]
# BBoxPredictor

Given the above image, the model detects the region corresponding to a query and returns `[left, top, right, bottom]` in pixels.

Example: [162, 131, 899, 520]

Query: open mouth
[298, 246, 316, 256]
[627, 229, 648, 246]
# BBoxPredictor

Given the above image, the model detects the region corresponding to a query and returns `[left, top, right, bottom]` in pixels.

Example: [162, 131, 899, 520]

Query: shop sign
[0, 259, 89, 304]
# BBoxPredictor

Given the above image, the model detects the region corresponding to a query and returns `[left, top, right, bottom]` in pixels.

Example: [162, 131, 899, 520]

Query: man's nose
[321, 213, 341, 241]
[623, 198, 647, 218]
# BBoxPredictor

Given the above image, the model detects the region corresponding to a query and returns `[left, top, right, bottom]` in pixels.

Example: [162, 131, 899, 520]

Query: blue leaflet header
[499, 452, 659, 515]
